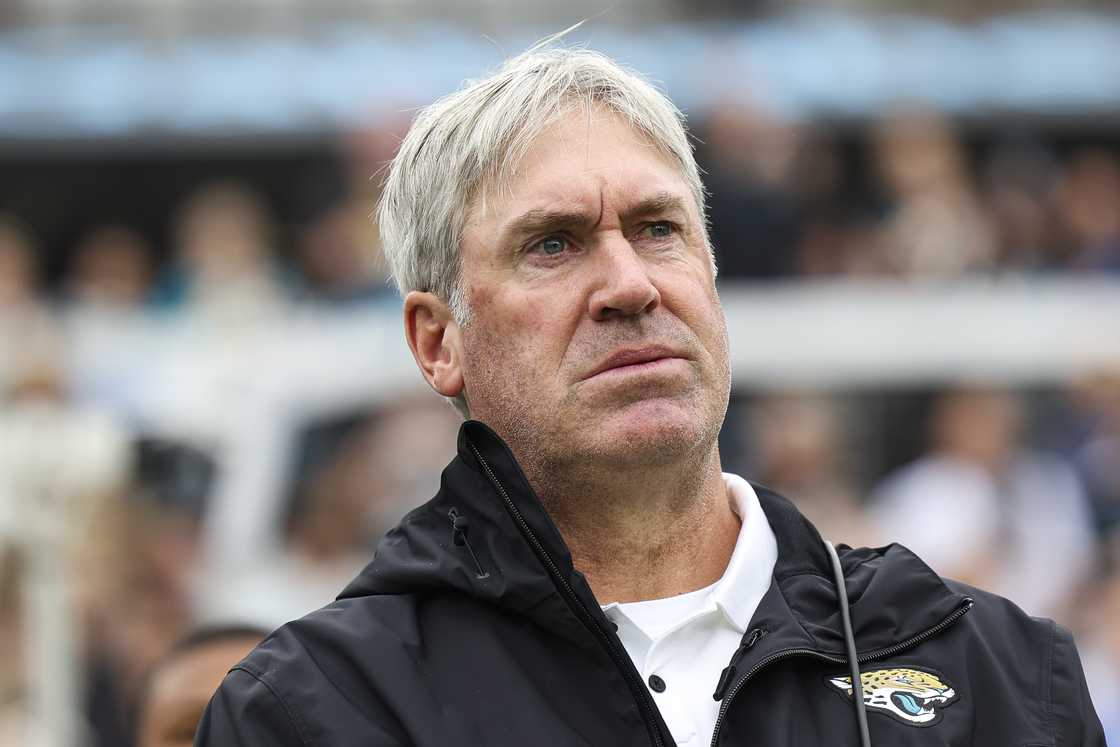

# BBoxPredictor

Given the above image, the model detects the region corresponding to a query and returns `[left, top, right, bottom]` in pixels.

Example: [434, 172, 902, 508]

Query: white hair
[378, 33, 710, 417]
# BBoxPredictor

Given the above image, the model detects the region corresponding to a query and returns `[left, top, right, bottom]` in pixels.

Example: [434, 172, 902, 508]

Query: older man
[196, 43, 1103, 746]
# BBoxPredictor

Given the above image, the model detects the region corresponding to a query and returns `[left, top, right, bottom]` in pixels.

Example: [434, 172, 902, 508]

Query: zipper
[709, 596, 974, 747]
[712, 628, 766, 700]
[448, 507, 490, 580]
[468, 443, 666, 747]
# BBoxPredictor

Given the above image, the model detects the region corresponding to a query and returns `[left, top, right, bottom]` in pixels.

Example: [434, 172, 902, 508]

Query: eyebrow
[624, 191, 690, 222]
[501, 191, 691, 245]
[502, 207, 592, 244]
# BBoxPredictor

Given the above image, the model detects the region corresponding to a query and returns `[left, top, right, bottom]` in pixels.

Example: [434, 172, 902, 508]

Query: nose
[588, 236, 661, 321]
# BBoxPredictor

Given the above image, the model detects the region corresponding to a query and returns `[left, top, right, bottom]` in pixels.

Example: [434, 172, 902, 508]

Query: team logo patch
[827, 666, 959, 727]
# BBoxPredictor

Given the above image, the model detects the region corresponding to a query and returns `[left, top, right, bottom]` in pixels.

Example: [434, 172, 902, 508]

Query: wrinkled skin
[452, 108, 731, 480]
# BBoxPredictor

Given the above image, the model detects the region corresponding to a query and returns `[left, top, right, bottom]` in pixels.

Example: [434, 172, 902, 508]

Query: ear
[404, 291, 465, 399]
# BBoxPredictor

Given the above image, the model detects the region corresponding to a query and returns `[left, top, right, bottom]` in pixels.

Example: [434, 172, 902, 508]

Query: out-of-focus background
[1, 0, 1120, 744]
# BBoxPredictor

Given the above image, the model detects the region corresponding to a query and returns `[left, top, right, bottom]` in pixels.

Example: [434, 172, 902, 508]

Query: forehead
[468, 107, 694, 230]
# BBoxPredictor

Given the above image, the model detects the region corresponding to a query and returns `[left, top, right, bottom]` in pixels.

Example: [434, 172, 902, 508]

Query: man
[196, 42, 1103, 746]
[140, 626, 266, 747]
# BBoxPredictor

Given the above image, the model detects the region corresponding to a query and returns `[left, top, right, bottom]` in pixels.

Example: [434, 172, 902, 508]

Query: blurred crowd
[0, 101, 1118, 745]
[701, 104, 1120, 279]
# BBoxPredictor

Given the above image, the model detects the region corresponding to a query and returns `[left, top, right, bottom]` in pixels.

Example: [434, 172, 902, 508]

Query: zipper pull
[449, 507, 468, 545]
[448, 507, 490, 580]
[713, 628, 766, 701]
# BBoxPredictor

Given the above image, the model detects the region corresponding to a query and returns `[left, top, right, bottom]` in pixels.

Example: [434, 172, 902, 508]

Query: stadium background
[1, 0, 1119, 743]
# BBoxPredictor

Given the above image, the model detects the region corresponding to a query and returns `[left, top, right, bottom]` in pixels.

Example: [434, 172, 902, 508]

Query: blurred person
[292, 166, 394, 308]
[296, 202, 391, 307]
[871, 107, 996, 278]
[0, 214, 58, 396]
[797, 215, 884, 277]
[343, 396, 463, 526]
[0, 215, 37, 312]
[1061, 148, 1120, 274]
[785, 128, 873, 278]
[338, 115, 413, 204]
[871, 386, 1096, 621]
[83, 440, 221, 747]
[67, 226, 155, 310]
[199, 43, 1103, 747]
[744, 393, 872, 546]
[290, 120, 409, 308]
[1069, 372, 1120, 544]
[206, 399, 459, 628]
[62, 226, 161, 417]
[700, 101, 802, 279]
[980, 141, 1065, 273]
[78, 496, 201, 747]
[170, 181, 286, 325]
[136, 626, 265, 747]
[0, 355, 133, 746]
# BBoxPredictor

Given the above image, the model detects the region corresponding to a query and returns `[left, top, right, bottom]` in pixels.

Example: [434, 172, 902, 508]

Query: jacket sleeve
[1051, 622, 1106, 747]
[194, 667, 309, 747]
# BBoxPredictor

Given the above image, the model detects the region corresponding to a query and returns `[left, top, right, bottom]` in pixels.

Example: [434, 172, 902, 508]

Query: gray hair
[378, 34, 710, 416]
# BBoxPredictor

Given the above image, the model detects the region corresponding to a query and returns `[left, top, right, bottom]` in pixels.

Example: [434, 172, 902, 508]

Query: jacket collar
[342, 421, 970, 655]
[749, 484, 971, 660]
[340, 420, 599, 645]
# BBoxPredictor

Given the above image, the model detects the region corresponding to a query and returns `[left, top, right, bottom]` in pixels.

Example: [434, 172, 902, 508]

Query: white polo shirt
[600, 473, 778, 747]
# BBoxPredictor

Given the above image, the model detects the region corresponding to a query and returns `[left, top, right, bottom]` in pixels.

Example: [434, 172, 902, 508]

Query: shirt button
[648, 674, 666, 693]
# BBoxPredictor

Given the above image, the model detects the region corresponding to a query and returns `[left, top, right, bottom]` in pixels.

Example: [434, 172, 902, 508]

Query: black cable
[824, 540, 872, 747]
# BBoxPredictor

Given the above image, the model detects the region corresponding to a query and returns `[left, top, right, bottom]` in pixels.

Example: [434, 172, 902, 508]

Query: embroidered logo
[827, 666, 959, 726]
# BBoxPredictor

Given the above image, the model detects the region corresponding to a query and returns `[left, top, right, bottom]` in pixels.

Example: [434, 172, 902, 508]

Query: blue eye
[534, 236, 567, 255]
[648, 222, 674, 238]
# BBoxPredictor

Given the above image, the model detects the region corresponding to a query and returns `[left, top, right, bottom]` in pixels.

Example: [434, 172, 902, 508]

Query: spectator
[1069, 372, 1120, 546]
[63, 226, 159, 416]
[0, 355, 132, 747]
[980, 140, 1065, 273]
[871, 107, 996, 278]
[82, 495, 202, 747]
[0, 214, 58, 396]
[1061, 148, 1120, 274]
[169, 182, 286, 326]
[700, 102, 802, 279]
[136, 625, 266, 747]
[0, 215, 38, 313]
[202, 398, 460, 627]
[742, 393, 872, 546]
[787, 127, 872, 278]
[288, 119, 409, 308]
[67, 226, 155, 310]
[870, 386, 1096, 621]
[291, 165, 393, 308]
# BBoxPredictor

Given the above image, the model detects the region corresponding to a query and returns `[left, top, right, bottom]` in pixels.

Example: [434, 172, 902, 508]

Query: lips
[583, 345, 686, 380]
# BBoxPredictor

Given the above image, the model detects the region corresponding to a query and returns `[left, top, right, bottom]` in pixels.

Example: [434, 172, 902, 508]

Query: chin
[586, 398, 718, 464]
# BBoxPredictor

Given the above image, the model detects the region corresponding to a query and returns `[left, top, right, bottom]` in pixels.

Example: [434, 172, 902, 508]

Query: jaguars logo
[827, 666, 959, 727]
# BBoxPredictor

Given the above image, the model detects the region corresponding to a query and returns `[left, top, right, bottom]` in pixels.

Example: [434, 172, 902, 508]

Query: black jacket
[196, 421, 1104, 746]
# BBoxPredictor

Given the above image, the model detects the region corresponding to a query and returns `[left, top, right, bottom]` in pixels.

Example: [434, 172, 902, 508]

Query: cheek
[664, 276, 725, 337]
[462, 295, 556, 390]
[467, 281, 493, 310]
[470, 291, 546, 347]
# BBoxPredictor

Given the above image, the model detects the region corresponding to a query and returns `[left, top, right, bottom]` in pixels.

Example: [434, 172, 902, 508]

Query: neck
[528, 446, 740, 604]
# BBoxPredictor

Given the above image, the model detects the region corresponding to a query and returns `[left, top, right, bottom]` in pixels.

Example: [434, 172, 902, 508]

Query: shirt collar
[600, 473, 779, 635]
[710, 473, 779, 633]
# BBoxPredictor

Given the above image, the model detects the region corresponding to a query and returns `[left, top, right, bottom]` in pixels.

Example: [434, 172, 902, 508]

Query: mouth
[891, 690, 953, 717]
[582, 346, 688, 381]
